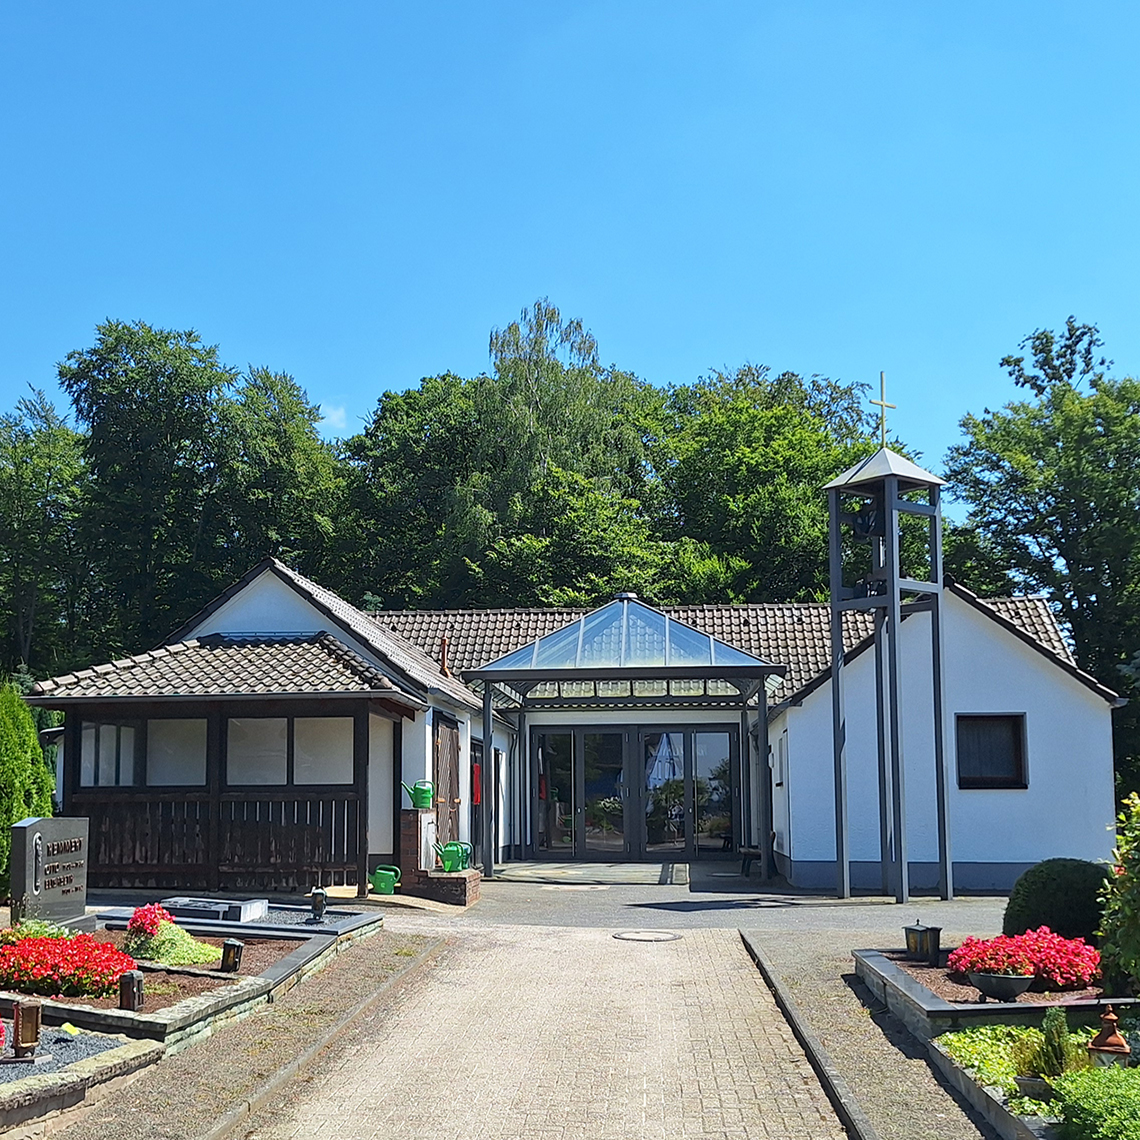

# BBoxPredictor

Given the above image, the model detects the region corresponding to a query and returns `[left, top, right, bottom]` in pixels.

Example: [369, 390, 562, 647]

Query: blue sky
[3, 2, 1139, 479]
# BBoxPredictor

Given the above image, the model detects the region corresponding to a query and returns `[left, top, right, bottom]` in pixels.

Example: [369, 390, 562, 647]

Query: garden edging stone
[0, 1038, 164, 1133]
[739, 930, 882, 1140]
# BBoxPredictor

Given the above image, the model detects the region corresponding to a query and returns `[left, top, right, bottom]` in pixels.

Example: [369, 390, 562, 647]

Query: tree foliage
[946, 318, 1140, 790]
[0, 686, 54, 891]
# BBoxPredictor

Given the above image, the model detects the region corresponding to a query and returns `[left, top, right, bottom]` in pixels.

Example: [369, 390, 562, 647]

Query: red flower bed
[948, 926, 1100, 989]
[127, 903, 174, 938]
[0, 934, 137, 998]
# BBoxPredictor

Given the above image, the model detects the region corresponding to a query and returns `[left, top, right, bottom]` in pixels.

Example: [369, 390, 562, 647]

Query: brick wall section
[399, 809, 481, 906]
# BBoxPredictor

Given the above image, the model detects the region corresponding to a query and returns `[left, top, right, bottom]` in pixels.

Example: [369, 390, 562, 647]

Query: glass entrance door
[641, 731, 687, 857]
[533, 725, 738, 860]
[582, 733, 625, 856]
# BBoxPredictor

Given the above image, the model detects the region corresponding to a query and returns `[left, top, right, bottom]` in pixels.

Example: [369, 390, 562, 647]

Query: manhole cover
[539, 884, 611, 891]
[612, 930, 682, 942]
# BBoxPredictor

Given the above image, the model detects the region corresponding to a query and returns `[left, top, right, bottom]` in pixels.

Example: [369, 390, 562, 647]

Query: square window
[227, 718, 287, 785]
[293, 717, 354, 785]
[956, 715, 1026, 789]
[80, 722, 139, 787]
[147, 719, 208, 786]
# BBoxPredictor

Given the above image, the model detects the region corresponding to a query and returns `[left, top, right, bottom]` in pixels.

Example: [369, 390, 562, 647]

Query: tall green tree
[651, 365, 879, 602]
[0, 392, 87, 674]
[0, 686, 54, 891]
[58, 320, 237, 653]
[946, 318, 1140, 792]
[218, 367, 342, 579]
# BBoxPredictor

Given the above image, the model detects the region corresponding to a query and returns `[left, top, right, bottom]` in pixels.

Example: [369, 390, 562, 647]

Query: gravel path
[754, 927, 1001, 1140]
[54, 931, 433, 1140]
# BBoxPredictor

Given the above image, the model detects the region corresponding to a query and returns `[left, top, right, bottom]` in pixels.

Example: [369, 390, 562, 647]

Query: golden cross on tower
[869, 370, 895, 447]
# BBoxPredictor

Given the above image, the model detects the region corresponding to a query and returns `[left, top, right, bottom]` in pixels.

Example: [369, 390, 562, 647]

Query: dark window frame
[955, 713, 1028, 790]
[223, 714, 356, 790]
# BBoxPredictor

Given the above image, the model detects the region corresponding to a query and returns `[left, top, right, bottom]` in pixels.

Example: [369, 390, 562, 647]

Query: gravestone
[160, 897, 269, 923]
[9, 817, 93, 930]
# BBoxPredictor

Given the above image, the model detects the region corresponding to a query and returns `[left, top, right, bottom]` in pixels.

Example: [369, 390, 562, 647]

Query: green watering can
[369, 865, 401, 895]
[433, 842, 467, 873]
[401, 780, 436, 809]
[453, 841, 474, 870]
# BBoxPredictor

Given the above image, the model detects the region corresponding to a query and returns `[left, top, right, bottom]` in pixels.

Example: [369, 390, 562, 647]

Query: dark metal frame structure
[825, 450, 953, 903]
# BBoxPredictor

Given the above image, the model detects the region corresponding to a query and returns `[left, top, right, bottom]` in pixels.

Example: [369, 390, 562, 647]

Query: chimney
[439, 634, 451, 678]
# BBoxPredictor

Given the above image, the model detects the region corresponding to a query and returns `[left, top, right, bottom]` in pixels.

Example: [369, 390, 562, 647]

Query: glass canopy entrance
[465, 594, 786, 866]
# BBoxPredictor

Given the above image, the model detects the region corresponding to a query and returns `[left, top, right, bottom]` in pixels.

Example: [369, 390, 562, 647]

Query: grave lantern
[221, 939, 244, 973]
[12, 1001, 42, 1059]
[119, 969, 145, 1011]
[310, 887, 328, 922]
[1088, 1005, 1131, 1067]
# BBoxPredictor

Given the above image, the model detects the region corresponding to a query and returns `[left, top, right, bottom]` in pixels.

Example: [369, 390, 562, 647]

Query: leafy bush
[948, 927, 1100, 989]
[1005, 858, 1111, 943]
[0, 686, 55, 891]
[1053, 1067, 1140, 1140]
[124, 905, 221, 967]
[0, 919, 72, 945]
[0, 934, 136, 997]
[1011, 1008, 1089, 1078]
[939, 1025, 1043, 1094]
[1100, 793, 1140, 993]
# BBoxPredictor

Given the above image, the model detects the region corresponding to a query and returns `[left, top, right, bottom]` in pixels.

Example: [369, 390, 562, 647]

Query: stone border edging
[738, 930, 881, 1140]
[0, 1038, 164, 1132]
[925, 1038, 1055, 1140]
[853, 949, 1140, 1041]
[193, 936, 446, 1140]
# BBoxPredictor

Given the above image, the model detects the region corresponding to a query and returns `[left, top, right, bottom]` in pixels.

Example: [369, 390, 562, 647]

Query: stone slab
[10, 817, 88, 927]
[160, 896, 269, 923]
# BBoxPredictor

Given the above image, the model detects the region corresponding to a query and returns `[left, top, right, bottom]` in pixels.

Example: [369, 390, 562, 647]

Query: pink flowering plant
[948, 926, 1100, 989]
[126, 904, 174, 939]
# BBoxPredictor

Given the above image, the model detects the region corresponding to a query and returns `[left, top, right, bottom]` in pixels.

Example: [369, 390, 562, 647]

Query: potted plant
[948, 934, 1035, 1001]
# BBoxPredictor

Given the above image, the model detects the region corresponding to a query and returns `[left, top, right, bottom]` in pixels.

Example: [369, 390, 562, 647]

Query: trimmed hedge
[1053, 1067, 1140, 1140]
[1003, 858, 1110, 943]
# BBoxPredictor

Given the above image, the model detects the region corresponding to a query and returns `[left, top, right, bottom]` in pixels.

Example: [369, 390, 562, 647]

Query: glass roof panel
[533, 620, 584, 668]
[624, 603, 666, 666]
[667, 621, 714, 665]
[476, 596, 775, 673]
[578, 602, 624, 667]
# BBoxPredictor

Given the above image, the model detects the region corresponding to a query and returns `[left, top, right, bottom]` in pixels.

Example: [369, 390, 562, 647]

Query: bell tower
[824, 403, 952, 903]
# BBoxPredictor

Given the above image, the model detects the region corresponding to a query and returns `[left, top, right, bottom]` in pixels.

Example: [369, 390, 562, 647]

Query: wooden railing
[71, 790, 361, 891]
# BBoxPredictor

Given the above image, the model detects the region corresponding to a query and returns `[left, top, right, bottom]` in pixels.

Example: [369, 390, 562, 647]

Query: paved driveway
[246, 923, 847, 1140]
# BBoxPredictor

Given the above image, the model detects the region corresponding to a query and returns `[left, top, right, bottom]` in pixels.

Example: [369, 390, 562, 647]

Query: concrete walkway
[244, 924, 846, 1140]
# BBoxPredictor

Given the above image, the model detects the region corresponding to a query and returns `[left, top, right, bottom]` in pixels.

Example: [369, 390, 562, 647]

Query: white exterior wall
[368, 714, 394, 855]
[782, 591, 1116, 878]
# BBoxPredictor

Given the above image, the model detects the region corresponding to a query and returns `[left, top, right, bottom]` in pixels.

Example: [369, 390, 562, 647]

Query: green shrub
[0, 919, 72, 945]
[1003, 858, 1111, 942]
[0, 686, 55, 892]
[1053, 1067, 1140, 1140]
[1011, 1008, 1089, 1078]
[124, 921, 221, 967]
[1100, 794, 1140, 992]
[938, 1025, 1043, 1094]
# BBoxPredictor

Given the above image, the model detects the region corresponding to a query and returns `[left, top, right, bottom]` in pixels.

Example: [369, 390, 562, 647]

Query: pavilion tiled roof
[27, 633, 423, 705]
[374, 587, 1087, 701]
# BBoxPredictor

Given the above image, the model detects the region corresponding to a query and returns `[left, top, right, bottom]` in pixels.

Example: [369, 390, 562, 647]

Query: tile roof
[165, 559, 480, 710]
[28, 633, 424, 703]
[375, 589, 1093, 702]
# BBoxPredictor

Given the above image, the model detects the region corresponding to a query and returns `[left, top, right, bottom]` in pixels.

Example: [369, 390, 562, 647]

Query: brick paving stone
[243, 925, 847, 1140]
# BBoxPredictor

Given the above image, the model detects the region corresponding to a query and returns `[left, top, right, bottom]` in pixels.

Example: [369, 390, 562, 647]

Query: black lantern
[904, 919, 942, 964]
[119, 970, 145, 1011]
[310, 887, 328, 922]
[221, 939, 244, 973]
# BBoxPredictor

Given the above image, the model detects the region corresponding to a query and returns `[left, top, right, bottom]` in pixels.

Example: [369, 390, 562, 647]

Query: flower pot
[1013, 1076, 1053, 1101]
[967, 971, 1034, 1002]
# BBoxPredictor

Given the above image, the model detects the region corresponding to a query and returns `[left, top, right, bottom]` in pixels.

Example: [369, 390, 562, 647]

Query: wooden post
[354, 706, 369, 898]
